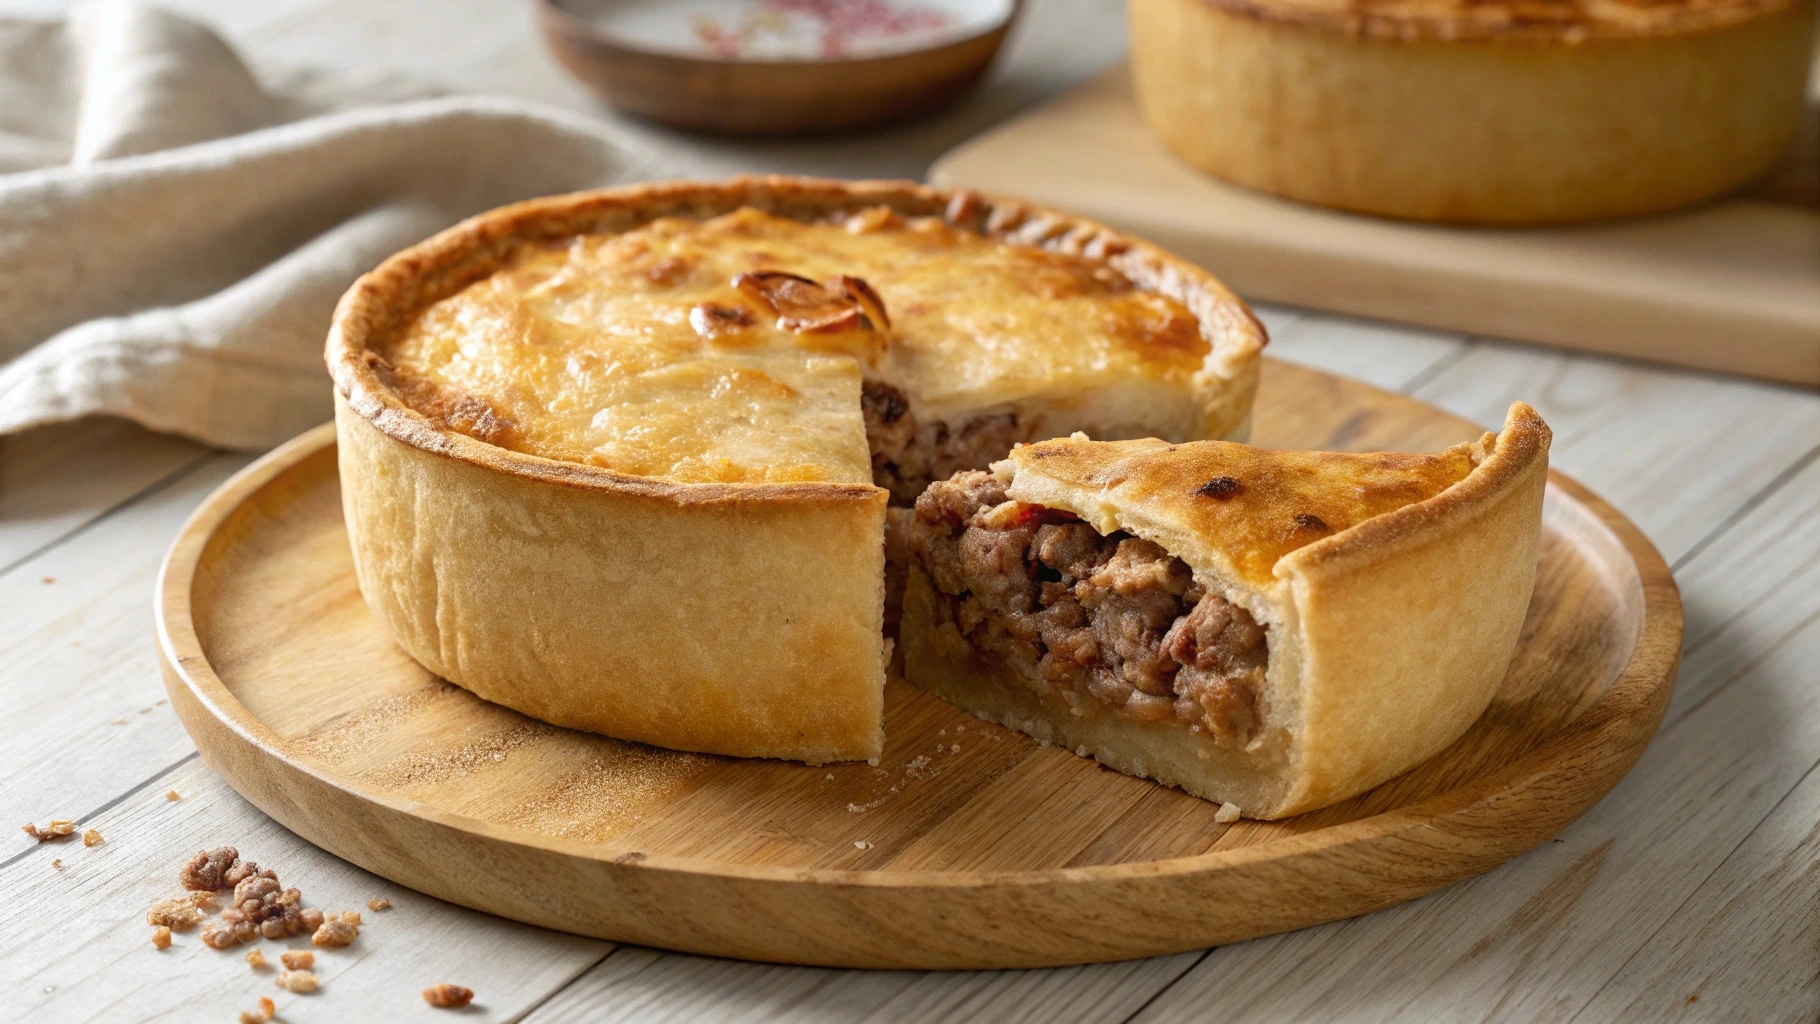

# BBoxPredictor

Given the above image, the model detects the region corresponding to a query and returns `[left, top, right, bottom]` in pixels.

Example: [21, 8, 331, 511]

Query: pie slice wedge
[902, 402, 1551, 817]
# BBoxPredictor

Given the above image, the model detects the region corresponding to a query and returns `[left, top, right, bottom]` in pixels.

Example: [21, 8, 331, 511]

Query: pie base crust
[326, 176, 1265, 764]
[903, 403, 1551, 817]
[1130, 0, 1816, 224]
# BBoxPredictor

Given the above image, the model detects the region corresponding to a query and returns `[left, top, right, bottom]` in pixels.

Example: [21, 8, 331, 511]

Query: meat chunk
[909, 473, 1270, 746]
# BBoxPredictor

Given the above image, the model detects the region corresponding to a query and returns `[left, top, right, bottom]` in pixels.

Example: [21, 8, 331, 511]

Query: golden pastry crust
[904, 403, 1551, 817]
[326, 176, 1266, 764]
[1202, 0, 1798, 41]
[1130, 0, 1816, 223]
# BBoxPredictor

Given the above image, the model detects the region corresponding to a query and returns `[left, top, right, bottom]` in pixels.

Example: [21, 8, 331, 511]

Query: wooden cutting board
[930, 64, 1820, 387]
[155, 361, 1680, 970]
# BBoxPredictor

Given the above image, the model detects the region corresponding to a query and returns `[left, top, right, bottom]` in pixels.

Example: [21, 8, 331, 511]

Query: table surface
[3, 2, 1818, 1021]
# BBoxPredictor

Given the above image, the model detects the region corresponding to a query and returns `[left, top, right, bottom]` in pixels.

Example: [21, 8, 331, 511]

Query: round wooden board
[156, 359, 1681, 970]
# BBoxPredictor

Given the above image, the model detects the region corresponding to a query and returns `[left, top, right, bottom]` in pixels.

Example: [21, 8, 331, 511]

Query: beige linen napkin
[0, 1, 666, 450]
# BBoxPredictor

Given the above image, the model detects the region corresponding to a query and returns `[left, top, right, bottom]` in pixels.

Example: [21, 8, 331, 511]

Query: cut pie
[327, 177, 1265, 765]
[902, 403, 1550, 817]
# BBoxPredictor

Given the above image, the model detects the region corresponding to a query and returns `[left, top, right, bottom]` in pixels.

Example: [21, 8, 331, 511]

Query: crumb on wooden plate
[50, 858, 62, 871]
[853, 841, 872, 850]
[423, 984, 475, 1009]
[280, 950, 314, 970]
[1215, 802, 1242, 824]
[22, 819, 75, 842]
[82, 828, 102, 847]
[275, 969, 319, 993]
[151, 926, 171, 950]
[245, 947, 268, 970]
[367, 897, 390, 912]
[165, 790, 181, 801]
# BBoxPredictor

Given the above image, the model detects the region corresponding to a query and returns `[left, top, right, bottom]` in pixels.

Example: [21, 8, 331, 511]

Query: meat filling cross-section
[908, 470, 1268, 746]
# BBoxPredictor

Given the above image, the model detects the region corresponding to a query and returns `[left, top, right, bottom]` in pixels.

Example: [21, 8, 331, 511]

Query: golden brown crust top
[1197, 0, 1797, 41]
[327, 176, 1266, 504]
[379, 206, 1211, 485]
[1006, 433, 1479, 587]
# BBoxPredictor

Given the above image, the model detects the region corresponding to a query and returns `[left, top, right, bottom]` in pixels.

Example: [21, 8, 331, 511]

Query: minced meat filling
[864, 380, 1023, 505]
[909, 470, 1268, 746]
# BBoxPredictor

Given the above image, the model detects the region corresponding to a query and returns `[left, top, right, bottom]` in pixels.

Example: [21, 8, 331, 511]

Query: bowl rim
[534, 0, 1021, 68]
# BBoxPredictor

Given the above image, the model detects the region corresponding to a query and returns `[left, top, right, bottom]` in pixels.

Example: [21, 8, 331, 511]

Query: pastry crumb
[165, 790, 181, 801]
[151, 926, 172, 950]
[1215, 802, 1242, 824]
[245, 947, 268, 970]
[41, 576, 54, 584]
[845, 803, 866, 813]
[824, 773, 834, 781]
[367, 897, 390, 912]
[950, 744, 960, 754]
[311, 916, 358, 948]
[280, 950, 314, 970]
[423, 984, 474, 1009]
[866, 757, 879, 767]
[147, 895, 205, 931]
[259, 997, 275, 1019]
[50, 858, 63, 871]
[275, 969, 319, 993]
[82, 828, 102, 847]
[22, 819, 75, 842]
[853, 841, 872, 850]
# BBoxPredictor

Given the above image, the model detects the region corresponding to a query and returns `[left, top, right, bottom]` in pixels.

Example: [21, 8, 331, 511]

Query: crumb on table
[82, 828, 102, 847]
[165, 790, 181, 801]
[367, 897, 390, 912]
[245, 947, 267, 970]
[275, 969, 319, 993]
[151, 926, 171, 950]
[280, 950, 314, 970]
[22, 820, 75, 842]
[146, 895, 205, 931]
[423, 984, 475, 1009]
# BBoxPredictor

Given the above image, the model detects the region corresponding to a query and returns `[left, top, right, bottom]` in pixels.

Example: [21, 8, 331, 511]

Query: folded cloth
[0, 1, 668, 450]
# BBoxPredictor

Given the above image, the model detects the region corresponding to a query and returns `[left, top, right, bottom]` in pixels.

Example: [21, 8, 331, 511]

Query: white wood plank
[1, 453, 250, 855]
[526, 945, 1201, 1024]
[0, 417, 207, 572]
[1573, 753, 1820, 1022]
[1671, 452, 1820, 723]
[1262, 311, 1467, 394]
[1409, 340, 1820, 562]
[0, 758, 610, 1023]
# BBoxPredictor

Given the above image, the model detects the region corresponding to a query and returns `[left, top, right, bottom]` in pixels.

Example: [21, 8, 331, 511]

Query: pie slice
[328, 177, 1264, 765]
[902, 403, 1551, 817]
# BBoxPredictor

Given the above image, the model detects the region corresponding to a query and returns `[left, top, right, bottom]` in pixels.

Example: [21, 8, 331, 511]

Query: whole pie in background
[1130, 0, 1817, 223]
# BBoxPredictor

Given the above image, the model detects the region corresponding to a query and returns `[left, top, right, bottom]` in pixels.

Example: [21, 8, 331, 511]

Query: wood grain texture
[152, 361, 1679, 969]
[929, 65, 1820, 386]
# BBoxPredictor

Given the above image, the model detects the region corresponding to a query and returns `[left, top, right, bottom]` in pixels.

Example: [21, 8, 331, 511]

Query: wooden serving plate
[156, 360, 1680, 970]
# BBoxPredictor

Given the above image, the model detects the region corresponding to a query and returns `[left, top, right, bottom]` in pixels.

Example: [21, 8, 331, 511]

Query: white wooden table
[4, 2, 1819, 1020]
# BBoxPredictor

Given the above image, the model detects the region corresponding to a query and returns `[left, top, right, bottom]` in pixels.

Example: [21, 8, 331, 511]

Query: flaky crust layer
[1130, 0, 1815, 223]
[327, 176, 1265, 763]
[908, 403, 1551, 817]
